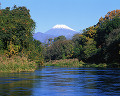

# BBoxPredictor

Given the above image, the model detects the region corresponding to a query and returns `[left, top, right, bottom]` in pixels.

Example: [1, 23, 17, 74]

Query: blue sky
[1, 0, 120, 33]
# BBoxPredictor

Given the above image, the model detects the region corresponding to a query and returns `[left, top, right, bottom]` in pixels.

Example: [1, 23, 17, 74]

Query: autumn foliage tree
[72, 9, 120, 65]
[98, 9, 120, 25]
[91, 10, 120, 64]
[83, 25, 98, 39]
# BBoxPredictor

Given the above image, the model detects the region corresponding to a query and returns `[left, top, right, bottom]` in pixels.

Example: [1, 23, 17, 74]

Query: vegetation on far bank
[45, 58, 108, 68]
[0, 5, 120, 72]
[45, 58, 120, 68]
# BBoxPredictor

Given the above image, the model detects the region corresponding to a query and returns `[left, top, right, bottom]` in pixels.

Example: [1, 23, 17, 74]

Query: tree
[45, 40, 74, 61]
[48, 38, 53, 45]
[83, 38, 98, 62]
[95, 17, 120, 48]
[98, 9, 120, 25]
[105, 27, 120, 63]
[93, 11, 120, 64]
[0, 5, 35, 57]
[54, 35, 66, 42]
[83, 25, 98, 39]
[28, 39, 44, 65]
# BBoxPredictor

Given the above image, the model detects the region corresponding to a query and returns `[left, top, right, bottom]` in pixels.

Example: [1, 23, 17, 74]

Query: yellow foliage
[7, 41, 20, 57]
[79, 34, 83, 37]
[99, 9, 120, 24]
[99, 16, 103, 22]
[86, 26, 98, 38]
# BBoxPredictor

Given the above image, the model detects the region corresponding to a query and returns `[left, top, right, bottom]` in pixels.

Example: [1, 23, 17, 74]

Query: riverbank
[0, 55, 37, 72]
[1, 56, 119, 73]
[45, 59, 107, 68]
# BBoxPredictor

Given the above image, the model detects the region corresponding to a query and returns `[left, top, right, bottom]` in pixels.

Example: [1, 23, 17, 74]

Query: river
[0, 67, 120, 96]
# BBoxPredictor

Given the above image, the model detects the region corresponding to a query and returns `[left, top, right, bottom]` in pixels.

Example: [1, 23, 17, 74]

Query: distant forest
[0, 5, 120, 67]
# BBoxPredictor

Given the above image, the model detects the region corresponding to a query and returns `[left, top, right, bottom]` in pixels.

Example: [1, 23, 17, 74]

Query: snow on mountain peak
[52, 24, 75, 31]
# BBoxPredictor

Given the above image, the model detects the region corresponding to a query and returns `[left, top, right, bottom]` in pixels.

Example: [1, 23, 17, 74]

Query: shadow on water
[0, 67, 120, 96]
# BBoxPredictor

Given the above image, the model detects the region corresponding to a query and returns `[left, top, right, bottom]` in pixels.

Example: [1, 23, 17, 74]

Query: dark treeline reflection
[0, 72, 36, 96]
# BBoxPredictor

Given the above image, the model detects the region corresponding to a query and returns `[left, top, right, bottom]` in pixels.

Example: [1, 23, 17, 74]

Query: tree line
[0, 5, 120, 67]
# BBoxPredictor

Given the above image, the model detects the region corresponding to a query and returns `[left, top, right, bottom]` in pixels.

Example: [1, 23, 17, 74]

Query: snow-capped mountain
[45, 24, 78, 38]
[33, 24, 80, 43]
[52, 24, 75, 31]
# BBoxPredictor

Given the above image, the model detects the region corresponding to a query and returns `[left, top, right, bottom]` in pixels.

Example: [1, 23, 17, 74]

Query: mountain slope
[33, 32, 55, 43]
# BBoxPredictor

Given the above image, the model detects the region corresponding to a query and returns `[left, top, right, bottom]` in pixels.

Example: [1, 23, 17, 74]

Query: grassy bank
[45, 59, 107, 68]
[0, 55, 37, 72]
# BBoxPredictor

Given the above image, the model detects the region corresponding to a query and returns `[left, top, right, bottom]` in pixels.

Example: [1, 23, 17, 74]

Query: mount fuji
[45, 24, 78, 38]
[33, 24, 80, 43]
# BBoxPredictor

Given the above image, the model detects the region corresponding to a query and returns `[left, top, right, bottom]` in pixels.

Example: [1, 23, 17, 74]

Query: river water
[0, 67, 120, 96]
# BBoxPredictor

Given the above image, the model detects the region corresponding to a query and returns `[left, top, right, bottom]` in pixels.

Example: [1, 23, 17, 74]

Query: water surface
[0, 67, 120, 96]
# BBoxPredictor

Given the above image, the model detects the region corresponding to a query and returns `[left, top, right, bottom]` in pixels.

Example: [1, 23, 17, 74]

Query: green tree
[105, 27, 120, 63]
[0, 5, 35, 57]
[28, 39, 44, 65]
[96, 17, 120, 48]
[54, 35, 66, 42]
[72, 33, 98, 62]
[45, 40, 74, 60]
[83, 38, 98, 62]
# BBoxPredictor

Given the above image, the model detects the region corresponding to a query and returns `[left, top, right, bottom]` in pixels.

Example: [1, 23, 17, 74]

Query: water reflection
[0, 67, 120, 96]
[0, 72, 34, 96]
